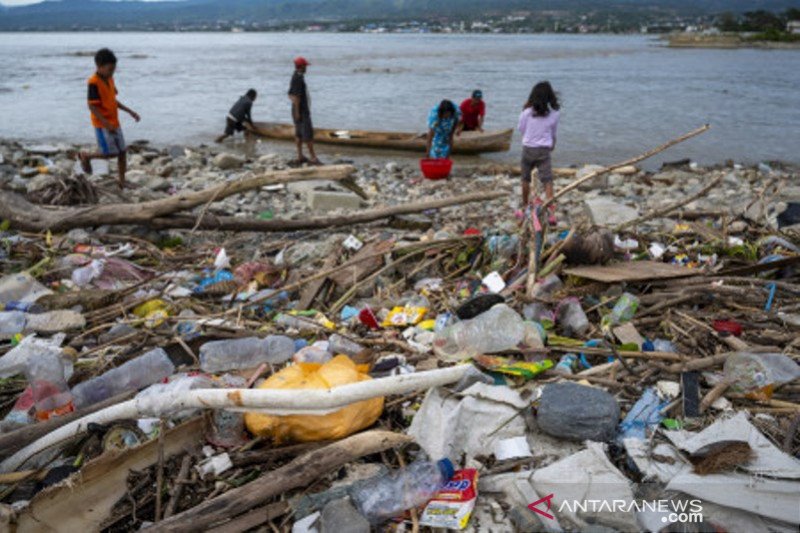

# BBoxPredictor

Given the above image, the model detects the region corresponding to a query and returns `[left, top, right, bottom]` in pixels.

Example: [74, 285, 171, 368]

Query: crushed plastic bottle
[351, 458, 455, 524]
[71, 347, 176, 408]
[723, 352, 800, 398]
[555, 353, 577, 375]
[71, 259, 105, 287]
[522, 303, 555, 329]
[293, 343, 332, 364]
[555, 298, 590, 337]
[328, 334, 364, 357]
[603, 292, 639, 329]
[532, 274, 563, 300]
[3, 300, 45, 314]
[0, 311, 26, 338]
[24, 351, 74, 421]
[199, 335, 295, 373]
[433, 304, 525, 361]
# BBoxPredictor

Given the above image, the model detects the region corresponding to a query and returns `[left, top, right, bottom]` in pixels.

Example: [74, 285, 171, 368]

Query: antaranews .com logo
[528, 494, 704, 525]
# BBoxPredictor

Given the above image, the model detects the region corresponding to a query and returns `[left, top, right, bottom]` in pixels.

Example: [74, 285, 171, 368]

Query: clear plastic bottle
[532, 274, 564, 299]
[199, 335, 295, 373]
[723, 352, 800, 394]
[554, 353, 577, 375]
[433, 304, 525, 361]
[607, 292, 639, 326]
[0, 311, 26, 337]
[351, 458, 455, 524]
[555, 298, 590, 337]
[24, 351, 74, 421]
[71, 347, 175, 408]
[328, 334, 365, 357]
[71, 259, 105, 287]
[293, 344, 332, 364]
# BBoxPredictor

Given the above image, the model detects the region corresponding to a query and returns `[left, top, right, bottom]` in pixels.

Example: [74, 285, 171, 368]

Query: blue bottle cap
[437, 458, 455, 481]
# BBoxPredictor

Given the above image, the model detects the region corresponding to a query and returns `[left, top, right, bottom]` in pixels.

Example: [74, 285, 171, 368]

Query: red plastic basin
[420, 158, 453, 180]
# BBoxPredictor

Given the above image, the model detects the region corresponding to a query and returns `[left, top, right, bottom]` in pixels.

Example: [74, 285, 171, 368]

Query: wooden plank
[565, 261, 698, 283]
[328, 240, 393, 288]
[297, 255, 337, 309]
[206, 501, 290, 533]
[16, 417, 203, 532]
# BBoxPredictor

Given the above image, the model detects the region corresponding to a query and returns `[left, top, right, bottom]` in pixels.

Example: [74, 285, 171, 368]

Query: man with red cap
[288, 56, 321, 165]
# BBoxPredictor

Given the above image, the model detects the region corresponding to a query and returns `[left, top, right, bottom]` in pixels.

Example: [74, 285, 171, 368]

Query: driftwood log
[150, 430, 412, 532]
[146, 190, 506, 232]
[0, 165, 355, 232]
[0, 165, 505, 233]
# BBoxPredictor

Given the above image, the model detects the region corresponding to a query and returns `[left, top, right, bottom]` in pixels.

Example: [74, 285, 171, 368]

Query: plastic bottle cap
[437, 458, 455, 481]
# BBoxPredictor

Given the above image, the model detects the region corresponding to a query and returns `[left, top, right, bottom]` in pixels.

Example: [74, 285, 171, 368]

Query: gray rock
[320, 498, 369, 533]
[537, 382, 620, 442]
[25, 173, 58, 193]
[576, 164, 608, 190]
[213, 152, 245, 170]
[307, 190, 362, 212]
[23, 144, 60, 156]
[583, 197, 639, 227]
[20, 167, 39, 178]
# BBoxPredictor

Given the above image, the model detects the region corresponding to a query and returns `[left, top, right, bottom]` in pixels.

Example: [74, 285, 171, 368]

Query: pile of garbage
[0, 138, 798, 531]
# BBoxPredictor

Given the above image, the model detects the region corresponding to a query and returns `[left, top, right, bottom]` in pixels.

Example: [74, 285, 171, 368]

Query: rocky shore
[1, 138, 798, 245]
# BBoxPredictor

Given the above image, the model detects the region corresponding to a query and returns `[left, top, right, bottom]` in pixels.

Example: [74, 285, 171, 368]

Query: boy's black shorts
[224, 117, 245, 136]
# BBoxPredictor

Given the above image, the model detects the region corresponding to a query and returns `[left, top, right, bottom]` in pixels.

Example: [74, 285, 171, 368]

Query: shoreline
[1, 136, 798, 171]
[665, 33, 800, 49]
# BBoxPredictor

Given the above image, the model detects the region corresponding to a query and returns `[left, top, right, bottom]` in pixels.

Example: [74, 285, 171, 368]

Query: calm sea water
[1, 32, 799, 166]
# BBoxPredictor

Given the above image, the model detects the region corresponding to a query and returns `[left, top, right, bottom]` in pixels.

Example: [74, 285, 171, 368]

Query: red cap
[294, 56, 310, 67]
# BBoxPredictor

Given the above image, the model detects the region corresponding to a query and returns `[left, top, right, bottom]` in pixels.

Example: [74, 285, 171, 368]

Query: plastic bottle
[71, 347, 176, 408]
[351, 458, 455, 524]
[328, 334, 365, 357]
[293, 344, 332, 364]
[532, 274, 564, 299]
[723, 352, 800, 395]
[0, 311, 26, 337]
[71, 259, 105, 287]
[555, 298, 590, 337]
[3, 301, 45, 314]
[554, 353, 577, 375]
[24, 351, 74, 421]
[433, 304, 525, 361]
[523, 303, 555, 329]
[607, 292, 639, 326]
[652, 339, 676, 353]
[199, 335, 295, 373]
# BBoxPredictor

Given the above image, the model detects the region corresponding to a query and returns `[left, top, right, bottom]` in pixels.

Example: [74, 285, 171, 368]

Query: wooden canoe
[251, 122, 512, 154]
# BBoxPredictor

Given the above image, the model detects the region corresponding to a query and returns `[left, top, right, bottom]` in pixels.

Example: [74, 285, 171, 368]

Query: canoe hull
[251, 122, 512, 154]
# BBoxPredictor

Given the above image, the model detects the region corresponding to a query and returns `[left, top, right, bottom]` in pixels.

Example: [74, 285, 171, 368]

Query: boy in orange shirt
[78, 48, 140, 189]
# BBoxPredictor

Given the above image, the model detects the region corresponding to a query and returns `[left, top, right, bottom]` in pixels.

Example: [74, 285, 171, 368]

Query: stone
[23, 144, 60, 156]
[166, 145, 186, 158]
[319, 498, 369, 533]
[307, 190, 362, 212]
[583, 197, 639, 227]
[157, 164, 174, 178]
[213, 152, 245, 170]
[145, 176, 170, 191]
[25, 173, 58, 193]
[607, 173, 625, 187]
[651, 169, 696, 185]
[537, 382, 620, 441]
[576, 164, 608, 190]
[20, 167, 39, 178]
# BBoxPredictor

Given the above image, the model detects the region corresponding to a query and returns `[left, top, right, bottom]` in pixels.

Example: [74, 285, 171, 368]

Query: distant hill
[0, 0, 797, 30]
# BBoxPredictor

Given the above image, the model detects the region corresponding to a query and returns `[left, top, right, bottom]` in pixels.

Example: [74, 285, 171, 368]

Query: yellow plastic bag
[244, 355, 384, 443]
